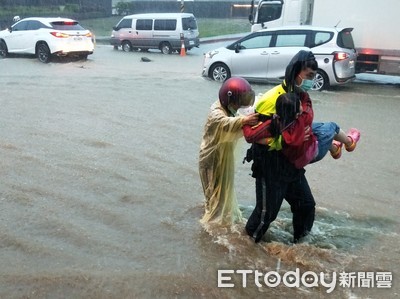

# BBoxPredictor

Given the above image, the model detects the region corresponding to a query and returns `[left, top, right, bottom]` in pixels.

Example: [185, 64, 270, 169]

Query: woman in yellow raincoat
[199, 77, 259, 225]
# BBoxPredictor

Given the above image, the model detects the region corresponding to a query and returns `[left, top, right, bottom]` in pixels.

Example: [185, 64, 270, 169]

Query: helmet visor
[240, 90, 255, 107]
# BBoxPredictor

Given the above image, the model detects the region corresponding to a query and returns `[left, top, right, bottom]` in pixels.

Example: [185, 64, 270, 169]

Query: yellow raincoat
[199, 101, 245, 225]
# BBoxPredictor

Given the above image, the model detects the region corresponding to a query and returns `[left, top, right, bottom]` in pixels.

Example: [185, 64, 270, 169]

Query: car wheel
[0, 40, 8, 58]
[122, 41, 132, 52]
[37, 43, 51, 63]
[210, 63, 231, 82]
[160, 42, 172, 54]
[79, 54, 88, 61]
[312, 70, 329, 91]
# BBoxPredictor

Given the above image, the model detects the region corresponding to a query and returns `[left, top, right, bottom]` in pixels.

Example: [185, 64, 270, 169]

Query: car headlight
[205, 50, 219, 59]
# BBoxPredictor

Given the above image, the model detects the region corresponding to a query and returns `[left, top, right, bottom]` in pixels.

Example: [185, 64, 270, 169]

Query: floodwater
[1, 45, 399, 299]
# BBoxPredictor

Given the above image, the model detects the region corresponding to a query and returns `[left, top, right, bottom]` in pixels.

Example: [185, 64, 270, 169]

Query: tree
[115, 1, 133, 16]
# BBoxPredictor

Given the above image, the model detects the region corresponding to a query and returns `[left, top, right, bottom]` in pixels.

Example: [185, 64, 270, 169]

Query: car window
[26, 20, 47, 30]
[51, 21, 85, 30]
[154, 19, 177, 31]
[313, 31, 333, 46]
[275, 33, 307, 47]
[182, 17, 197, 30]
[117, 18, 132, 29]
[12, 20, 28, 31]
[337, 30, 355, 49]
[240, 34, 272, 49]
[136, 19, 152, 30]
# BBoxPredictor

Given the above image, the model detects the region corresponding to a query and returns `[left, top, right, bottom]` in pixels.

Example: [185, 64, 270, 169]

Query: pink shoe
[345, 128, 361, 152]
[331, 140, 342, 159]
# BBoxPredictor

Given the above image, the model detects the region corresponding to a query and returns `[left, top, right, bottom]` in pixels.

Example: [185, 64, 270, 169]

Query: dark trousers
[245, 145, 315, 243]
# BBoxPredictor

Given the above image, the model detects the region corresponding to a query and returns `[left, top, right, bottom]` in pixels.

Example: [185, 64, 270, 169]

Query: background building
[0, 0, 112, 28]
[111, 0, 254, 18]
[0, 0, 254, 29]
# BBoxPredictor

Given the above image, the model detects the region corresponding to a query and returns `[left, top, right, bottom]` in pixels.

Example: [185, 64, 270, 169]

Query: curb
[95, 33, 246, 45]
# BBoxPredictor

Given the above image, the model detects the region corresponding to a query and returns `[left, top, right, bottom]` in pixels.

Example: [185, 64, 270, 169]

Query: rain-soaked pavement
[1, 45, 399, 298]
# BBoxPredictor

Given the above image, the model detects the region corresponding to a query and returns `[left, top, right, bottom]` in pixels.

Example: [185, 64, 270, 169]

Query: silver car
[202, 26, 357, 90]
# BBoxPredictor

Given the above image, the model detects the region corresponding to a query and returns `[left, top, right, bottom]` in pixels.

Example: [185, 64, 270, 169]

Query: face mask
[298, 76, 314, 91]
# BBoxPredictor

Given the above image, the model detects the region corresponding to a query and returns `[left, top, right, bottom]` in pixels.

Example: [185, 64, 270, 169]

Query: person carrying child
[243, 50, 360, 243]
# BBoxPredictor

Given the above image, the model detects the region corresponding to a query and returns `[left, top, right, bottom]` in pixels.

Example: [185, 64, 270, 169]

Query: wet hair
[284, 50, 318, 92]
[270, 93, 301, 137]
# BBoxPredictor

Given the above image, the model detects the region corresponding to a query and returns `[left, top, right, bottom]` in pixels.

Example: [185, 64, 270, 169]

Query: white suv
[202, 26, 357, 90]
[0, 17, 94, 63]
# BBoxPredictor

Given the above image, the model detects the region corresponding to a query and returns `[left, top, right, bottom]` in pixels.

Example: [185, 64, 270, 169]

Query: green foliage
[79, 17, 251, 39]
[114, 1, 134, 16]
[64, 4, 80, 13]
[197, 18, 251, 38]
[0, 6, 69, 18]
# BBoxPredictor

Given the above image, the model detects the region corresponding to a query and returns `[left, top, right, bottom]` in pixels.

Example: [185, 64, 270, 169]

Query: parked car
[202, 26, 357, 90]
[0, 17, 94, 63]
[110, 13, 199, 54]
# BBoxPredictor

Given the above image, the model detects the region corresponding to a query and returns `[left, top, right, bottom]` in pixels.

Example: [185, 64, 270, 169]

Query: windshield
[182, 17, 197, 30]
[257, 3, 282, 23]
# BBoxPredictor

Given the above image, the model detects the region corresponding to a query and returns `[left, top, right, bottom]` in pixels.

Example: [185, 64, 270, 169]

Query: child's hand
[304, 125, 311, 141]
[242, 113, 259, 126]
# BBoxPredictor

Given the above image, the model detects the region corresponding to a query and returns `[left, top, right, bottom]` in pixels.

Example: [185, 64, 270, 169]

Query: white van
[110, 13, 200, 54]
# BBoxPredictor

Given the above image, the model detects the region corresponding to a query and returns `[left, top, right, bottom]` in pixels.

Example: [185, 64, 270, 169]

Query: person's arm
[282, 118, 306, 146]
[242, 119, 272, 143]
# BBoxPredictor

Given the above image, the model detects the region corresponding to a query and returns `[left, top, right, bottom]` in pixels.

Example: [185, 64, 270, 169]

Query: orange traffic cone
[180, 41, 186, 56]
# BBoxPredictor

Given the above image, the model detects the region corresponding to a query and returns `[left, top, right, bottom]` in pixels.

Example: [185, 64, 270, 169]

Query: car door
[134, 19, 153, 48]
[5, 20, 29, 52]
[114, 18, 134, 41]
[153, 18, 177, 48]
[23, 20, 44, 53]
[266, 30, 310, 79]
[229, 32, 272, 79]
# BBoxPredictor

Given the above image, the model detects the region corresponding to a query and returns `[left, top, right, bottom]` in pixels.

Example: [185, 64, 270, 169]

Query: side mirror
[235, 43, 241, 53]
[112, 26, 120, 31]
[8, 27, 12, 33]
[248, 15, 254, 24]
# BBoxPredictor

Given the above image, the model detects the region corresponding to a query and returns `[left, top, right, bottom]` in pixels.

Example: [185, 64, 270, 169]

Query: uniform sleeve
[242, 120, 272, 143]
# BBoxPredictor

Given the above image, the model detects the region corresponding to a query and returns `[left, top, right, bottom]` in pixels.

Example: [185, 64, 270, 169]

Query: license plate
[189, 41, 194, 45]
[74, 37, 83, 41]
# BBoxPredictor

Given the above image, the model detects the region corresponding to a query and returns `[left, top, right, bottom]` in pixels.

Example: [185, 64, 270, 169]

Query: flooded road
[1, 45, 399, 298]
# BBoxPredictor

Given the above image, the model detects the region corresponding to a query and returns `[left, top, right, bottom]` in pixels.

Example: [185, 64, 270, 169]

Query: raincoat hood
[284, 50, 316, 93]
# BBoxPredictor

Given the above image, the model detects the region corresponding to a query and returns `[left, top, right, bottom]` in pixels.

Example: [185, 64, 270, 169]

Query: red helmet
[219, 77, 255, 108]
